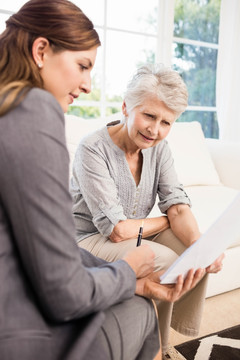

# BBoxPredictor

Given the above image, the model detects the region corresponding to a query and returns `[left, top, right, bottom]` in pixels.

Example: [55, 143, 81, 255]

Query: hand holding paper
[160, 193, 240, 284]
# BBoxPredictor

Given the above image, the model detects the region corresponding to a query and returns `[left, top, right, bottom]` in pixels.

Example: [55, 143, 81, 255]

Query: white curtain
[216, 0, 240, 142]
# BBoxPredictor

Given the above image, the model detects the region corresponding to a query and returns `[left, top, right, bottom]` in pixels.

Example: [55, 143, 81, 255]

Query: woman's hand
[206, 253, 225, 273]
[136, 268, 206, 302]
[123, 244, 155, 278]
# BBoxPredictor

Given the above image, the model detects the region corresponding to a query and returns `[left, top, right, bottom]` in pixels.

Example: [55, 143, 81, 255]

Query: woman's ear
[122, 101, 128, 116]
[32, 37, 50, 69]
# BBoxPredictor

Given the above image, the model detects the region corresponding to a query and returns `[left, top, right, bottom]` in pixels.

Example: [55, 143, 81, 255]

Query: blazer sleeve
[0, 89, 136, 322]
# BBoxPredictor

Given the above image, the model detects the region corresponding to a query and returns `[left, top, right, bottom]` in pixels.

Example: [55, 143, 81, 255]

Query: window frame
[0, 0, 221, 137]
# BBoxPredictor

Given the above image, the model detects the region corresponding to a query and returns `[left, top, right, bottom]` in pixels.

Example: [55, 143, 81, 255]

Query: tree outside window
[173, 0, 221, 138]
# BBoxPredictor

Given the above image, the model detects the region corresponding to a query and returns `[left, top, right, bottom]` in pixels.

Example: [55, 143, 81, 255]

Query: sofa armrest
[206, 138, 240, 190]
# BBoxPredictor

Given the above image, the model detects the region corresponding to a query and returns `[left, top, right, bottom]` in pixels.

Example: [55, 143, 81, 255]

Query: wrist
[135, 278, 145, 297]
[162, 216, 170, 230]
[123, 255, 138, 276]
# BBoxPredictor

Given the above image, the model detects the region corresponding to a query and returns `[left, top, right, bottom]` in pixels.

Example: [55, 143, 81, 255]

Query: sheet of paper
[160, 192, 240, 284]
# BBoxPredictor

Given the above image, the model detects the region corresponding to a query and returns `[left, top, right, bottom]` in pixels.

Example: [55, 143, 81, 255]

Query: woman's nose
[147, 122, 160, 136]
[80, 73, 91, 94]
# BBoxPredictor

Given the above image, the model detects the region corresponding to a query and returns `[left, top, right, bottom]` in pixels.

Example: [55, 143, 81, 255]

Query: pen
[136, 220, 144, 247]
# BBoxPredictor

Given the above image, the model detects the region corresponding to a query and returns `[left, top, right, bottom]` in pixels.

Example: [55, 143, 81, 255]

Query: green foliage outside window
[67, 75, 122, 119]
[174, 0, 221, 138]
[68, 0, 221, 138]
[174, 0, 220, 43]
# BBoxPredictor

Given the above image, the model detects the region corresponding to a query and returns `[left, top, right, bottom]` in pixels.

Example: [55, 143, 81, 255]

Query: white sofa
[65, 114, 240, 298]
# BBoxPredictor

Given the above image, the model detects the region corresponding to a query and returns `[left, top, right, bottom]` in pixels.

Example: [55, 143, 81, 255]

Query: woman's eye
[79, 64, 88, 71]
[144, 113, 154, 118]
[162, 120, 170, 126]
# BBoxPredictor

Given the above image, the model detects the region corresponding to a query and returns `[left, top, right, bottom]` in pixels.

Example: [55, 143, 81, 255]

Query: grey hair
[123, 63, 188, 119]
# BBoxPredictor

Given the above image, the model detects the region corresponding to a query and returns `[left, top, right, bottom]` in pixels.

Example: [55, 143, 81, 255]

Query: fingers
[171, 268, 205, 301]
[206, 263, 222, 273]
[182, 268, 195, 291]
[170, 275, 184, 302]
[123, 245, 155, 278]
[206, 253, 225, 273]
[190, 268, 206, 288]
[136, 267, 205, 302]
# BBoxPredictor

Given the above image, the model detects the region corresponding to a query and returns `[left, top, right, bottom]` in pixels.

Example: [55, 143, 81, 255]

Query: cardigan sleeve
[71, 132, 127, 237]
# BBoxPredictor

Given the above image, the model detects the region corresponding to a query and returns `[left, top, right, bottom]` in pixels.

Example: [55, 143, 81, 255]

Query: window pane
[0, 0, 26, 12]
[107, 0, 158, 34]
[178, 111, 219, 139]
[71, 0, 104, 26]
[0, 0, 27, 12]
[68, 106, 100, 119]
[89, 28, 103, 96]
[68, 28, 103, 119]
[173, 43, 218, 107]
[106, 106, 121, 118]
[105, 30, 156, 99]
[0, 13, 9, 33]
[174, 0, 221, 43]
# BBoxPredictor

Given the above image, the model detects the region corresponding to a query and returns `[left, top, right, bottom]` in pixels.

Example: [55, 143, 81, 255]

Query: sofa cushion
[65, 114, 106, 171]
[149, 184, 240, 248]
[185, 185, 240, 248]
[167, 122, 221, 187]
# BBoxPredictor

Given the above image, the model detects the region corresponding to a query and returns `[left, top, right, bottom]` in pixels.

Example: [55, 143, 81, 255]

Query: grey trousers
[78, 228, 208, 353]
[96, 296, 160, 360]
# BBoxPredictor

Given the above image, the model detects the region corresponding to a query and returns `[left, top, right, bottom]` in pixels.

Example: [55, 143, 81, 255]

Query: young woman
[70, 64, 224, 357]
[0, 1, 204, 360]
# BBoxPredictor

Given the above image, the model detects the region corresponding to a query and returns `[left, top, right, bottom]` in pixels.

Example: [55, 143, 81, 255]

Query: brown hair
[0, 0, 101, 116]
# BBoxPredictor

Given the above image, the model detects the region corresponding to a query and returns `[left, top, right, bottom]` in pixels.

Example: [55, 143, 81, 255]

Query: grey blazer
[0, 88, 136, 360]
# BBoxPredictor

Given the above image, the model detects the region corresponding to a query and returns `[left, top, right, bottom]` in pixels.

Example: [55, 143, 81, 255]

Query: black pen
[136, 220, 144, 247]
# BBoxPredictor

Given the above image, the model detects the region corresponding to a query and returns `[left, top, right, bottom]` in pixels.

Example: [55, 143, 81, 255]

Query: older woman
[70, 63, 223, 358]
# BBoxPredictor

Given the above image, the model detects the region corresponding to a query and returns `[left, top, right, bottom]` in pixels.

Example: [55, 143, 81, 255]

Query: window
[74, 0, 221, 138]
[0, 0, 221, 138]
[173, 0, 221, 138]
[71, 0, 159, 119]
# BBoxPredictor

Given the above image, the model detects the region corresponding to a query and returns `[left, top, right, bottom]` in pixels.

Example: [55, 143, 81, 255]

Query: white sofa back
[165, 121, 221, 187]
[65, 114, 220, 188]
[65, 115, 107, 175]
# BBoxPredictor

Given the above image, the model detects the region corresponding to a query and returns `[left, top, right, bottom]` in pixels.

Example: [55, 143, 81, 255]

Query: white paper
[160, 192, 240, 284]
